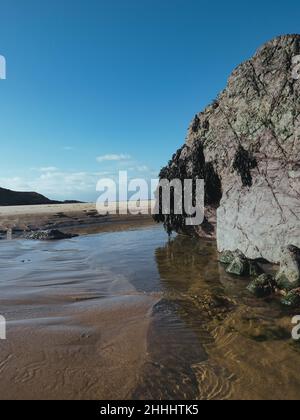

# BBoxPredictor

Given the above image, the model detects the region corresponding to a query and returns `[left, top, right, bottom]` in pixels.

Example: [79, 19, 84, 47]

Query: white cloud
[38, 166, 59, 172]
[0, 160, 158, 201]
[0, 177, 32, 191]
[136, 165, 150, 172]
[0, 170, 110, 201]
[96, 154, 131, 163]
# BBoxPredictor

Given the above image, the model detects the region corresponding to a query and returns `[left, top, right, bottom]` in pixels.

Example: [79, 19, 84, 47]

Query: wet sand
[0, 232, 159, 400]
[0, 204, 157, 399]
[0, 202, 155, 239]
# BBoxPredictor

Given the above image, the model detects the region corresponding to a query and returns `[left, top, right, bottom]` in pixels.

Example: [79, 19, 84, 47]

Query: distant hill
[0, 187, 80, 206]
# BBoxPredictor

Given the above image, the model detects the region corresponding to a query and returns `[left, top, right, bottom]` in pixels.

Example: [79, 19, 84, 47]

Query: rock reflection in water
[134, 234, 300, 400]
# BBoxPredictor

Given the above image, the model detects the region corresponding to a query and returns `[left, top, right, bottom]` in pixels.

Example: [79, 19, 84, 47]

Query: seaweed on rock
[153, 145, 188, 235]
[153, 142, 222, 235]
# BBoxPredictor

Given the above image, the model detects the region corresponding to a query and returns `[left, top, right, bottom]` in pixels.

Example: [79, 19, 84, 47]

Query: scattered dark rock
[219, 249, 246, 265]
[226, 253, 249, 276]
[25, 229, 78, 241]
[219, 250, 236, 265]
[220, 250, 264, 277]
[281, 288, 300, 308]
[54, 213, 67, 218]
[247, 274, 276, 298]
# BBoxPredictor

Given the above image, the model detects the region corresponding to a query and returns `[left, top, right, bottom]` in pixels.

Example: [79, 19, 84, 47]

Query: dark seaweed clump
[233, 145, 257, 187]
[153, 146, 188, 235]
[153, 142, 222, 235]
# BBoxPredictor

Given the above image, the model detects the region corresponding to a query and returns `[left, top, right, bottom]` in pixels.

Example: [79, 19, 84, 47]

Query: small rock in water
[25, 229, 78, 241]
[221, 249, 264, 278]
[247, 274, 276, 298]
[276, 245, 300, 291]
[281, 288, 300, 308]
[226, 253, 249, 276]
[219, 249, 246, 265]
[219, 250, 236, 265]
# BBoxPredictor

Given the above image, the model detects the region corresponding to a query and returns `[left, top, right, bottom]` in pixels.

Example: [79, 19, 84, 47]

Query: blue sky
[0, 0, 299, 201]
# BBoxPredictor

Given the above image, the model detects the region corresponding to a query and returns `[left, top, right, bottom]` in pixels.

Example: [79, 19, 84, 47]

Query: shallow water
[0, 225, 300, 400]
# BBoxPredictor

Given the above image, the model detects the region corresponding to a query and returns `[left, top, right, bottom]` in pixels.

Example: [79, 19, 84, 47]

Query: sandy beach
[0, 202, 155, 239]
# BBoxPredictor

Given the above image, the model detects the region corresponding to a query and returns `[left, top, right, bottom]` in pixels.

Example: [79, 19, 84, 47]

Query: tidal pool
[0, 225, 299, 400]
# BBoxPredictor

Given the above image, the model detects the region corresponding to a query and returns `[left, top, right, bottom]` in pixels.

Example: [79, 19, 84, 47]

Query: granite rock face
[276, 245, 300, 290]
[155, 35, 300, 263]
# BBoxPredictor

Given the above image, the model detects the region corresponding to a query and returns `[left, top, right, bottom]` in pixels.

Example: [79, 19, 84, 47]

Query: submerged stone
[219, 249, 247, 265]
[226, 255, 249, 276]
[247, 274, 275, 298]
[219, 250, 236, 265]
[281, 288, 300, 308]
[220, 249, 264, 278]
[25, 229, 78, 241]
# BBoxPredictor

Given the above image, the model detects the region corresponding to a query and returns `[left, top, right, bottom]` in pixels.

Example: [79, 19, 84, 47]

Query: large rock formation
[154, 35, 300, 263]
